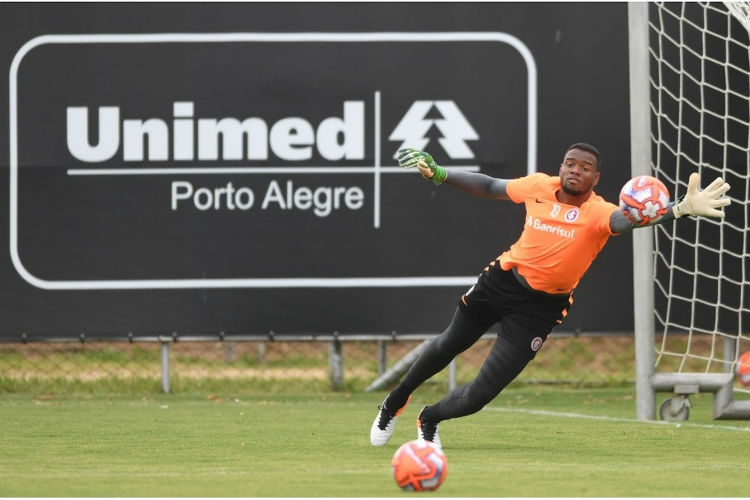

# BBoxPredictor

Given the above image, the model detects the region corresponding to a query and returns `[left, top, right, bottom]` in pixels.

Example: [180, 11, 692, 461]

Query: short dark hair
[565, 142, 601, 170]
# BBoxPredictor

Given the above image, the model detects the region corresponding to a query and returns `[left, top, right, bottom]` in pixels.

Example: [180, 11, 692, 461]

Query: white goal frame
[629, 2, 750, 421]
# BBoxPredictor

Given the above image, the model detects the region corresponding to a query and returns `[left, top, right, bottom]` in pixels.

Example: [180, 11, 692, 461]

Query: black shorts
[458, 261, 573, 358]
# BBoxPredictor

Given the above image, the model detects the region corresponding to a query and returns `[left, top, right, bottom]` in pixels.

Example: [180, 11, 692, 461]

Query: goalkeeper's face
[559, 148, 600, 196]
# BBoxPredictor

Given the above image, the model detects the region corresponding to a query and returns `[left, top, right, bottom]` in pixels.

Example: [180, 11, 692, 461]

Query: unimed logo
[64, 98, 479, 217]
[67, 101, 367, 163]
[10, 32, 536, 289]
[389, 101, 479, 160]
[65, 99, 480, 164]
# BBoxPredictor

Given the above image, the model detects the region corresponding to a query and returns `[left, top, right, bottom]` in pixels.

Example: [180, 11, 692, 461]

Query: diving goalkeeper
[370, 143, 731, 447]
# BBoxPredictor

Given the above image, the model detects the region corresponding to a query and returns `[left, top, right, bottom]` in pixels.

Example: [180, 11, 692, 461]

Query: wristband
[431, 165, 447, 186]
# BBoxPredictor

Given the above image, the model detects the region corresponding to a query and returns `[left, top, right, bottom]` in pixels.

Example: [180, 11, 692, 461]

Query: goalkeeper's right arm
[397, 148, 511, 200]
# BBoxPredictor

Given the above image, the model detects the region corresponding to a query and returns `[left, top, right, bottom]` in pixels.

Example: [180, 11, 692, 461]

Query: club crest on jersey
[530, 337, 543, 351]
[564, 208, 580, 222]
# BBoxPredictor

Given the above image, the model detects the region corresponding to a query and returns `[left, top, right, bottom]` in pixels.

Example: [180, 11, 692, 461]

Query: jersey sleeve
[505, 173, 549, 204]
[590, 199, 620, 236]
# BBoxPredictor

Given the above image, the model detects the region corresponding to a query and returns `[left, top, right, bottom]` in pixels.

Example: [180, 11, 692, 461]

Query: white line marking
[374, 90, 381, 229]
[65, 166, 481, 176]
[485, 406, 750, 432]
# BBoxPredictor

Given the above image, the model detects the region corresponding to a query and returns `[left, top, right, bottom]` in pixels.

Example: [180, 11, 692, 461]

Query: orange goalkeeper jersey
[499, 173, 618, 294]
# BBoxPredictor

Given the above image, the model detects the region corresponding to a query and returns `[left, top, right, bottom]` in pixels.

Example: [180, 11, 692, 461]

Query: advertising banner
[0, 3, 633, 338]
[12, 33, 535, 288]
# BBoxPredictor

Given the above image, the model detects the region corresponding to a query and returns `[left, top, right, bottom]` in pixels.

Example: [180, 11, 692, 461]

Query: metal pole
[629, 1, 656, 420]
[160, 341, 171, 394]
[225, 341, 235, 363]
[378, 340, 387, 376]
[723, 336, 737, 372]
[329, 338, 343, 390]
[366, 339, 431, 392]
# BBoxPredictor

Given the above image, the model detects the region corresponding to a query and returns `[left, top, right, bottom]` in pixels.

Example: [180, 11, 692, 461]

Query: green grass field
[1, 386, 748, 497]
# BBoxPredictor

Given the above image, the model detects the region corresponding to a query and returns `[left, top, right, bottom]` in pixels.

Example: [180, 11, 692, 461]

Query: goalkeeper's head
[565, 142, 601, 170]
[559, 142, 601, 197]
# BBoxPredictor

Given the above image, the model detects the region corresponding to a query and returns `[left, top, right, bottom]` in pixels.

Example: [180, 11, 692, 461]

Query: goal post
[628, 1, 657, 421]
[630, 1, 750, 421]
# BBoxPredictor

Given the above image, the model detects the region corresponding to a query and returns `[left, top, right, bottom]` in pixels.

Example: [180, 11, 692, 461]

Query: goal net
[630, 1, 750, 420]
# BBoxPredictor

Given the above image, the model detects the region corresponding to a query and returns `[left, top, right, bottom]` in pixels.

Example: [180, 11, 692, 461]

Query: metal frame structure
[628, 2, 750, 421]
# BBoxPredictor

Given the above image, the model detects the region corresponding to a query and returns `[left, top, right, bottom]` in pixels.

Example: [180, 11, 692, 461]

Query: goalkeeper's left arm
[610, 172, 731, 234]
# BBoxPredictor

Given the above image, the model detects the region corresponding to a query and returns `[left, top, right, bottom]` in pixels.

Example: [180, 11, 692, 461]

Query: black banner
[0, 2, 633, 339]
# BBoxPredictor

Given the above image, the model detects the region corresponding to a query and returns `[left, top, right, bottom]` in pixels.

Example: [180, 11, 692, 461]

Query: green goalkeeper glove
[397, 148, 447, 186]
[672, 172, 731, 218]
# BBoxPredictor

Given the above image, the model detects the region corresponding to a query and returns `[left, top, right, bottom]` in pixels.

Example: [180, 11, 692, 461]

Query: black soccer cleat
[417, 407, 442, 448]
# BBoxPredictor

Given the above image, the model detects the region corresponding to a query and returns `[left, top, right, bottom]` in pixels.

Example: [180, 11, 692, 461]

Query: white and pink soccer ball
[619, 175, 671, 226]
[391, 439, 447, 492]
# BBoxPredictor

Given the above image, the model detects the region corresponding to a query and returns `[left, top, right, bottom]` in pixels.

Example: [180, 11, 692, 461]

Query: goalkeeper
[370, 143, 731, 447]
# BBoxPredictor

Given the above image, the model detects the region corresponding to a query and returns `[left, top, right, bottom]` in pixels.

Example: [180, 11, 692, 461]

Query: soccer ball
[737, 351, 750, 387]
[391, 439, 447, 492]
[619, 175, 670, 226]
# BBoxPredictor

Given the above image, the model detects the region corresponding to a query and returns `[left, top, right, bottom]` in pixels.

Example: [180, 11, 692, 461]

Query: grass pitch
[0, 387, 748, 497]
